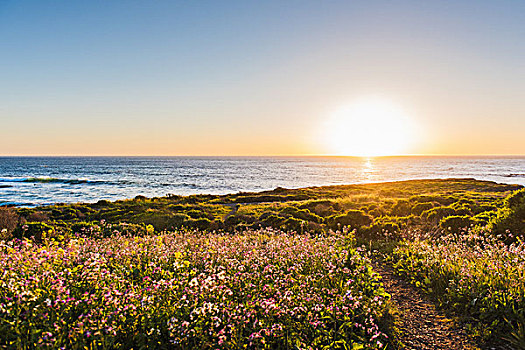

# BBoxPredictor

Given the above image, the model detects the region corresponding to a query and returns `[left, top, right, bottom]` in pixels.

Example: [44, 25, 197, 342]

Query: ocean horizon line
[1, 154, 525, 158]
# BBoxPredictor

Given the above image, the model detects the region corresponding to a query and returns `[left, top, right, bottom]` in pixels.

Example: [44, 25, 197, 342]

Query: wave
[504, 174, 525, 178]
[0, 177, 113, 185]
[161, 182, 200, 189]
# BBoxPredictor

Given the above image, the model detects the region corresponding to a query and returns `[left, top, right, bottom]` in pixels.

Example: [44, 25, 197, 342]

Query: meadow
[1, 178, 525, 348]
[0, 230, 389, 349]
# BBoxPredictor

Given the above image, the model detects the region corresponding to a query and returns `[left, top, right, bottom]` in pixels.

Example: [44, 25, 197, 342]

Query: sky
[1, 0, 524, 156]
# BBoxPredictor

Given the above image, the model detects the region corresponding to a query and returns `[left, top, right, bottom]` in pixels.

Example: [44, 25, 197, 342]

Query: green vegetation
[390, 231, 525, 342]
[2, 178, 520, 239]
[1, 178, 525, 348]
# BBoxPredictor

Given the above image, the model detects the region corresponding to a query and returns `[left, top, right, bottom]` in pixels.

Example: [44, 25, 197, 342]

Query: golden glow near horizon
[2, 3, 525, 156]
[323, 97, 419, 157]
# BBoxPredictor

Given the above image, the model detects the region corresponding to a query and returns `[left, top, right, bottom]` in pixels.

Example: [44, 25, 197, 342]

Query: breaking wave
[0, 177, 114, 185]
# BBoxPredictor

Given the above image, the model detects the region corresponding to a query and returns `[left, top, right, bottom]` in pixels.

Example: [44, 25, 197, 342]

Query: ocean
[0, 156, 524, 206]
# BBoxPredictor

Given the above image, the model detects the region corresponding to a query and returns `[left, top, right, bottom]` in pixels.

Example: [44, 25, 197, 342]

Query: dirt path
[222, 203, 239, 221]
[371, 260, 487, 350]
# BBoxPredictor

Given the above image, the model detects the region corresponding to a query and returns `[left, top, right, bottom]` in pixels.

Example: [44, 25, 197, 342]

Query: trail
[371, 260, 495, 350]
[222, 203, 239, 221]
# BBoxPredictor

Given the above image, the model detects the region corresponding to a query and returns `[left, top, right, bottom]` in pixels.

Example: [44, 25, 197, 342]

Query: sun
[324, 97, 417, 157]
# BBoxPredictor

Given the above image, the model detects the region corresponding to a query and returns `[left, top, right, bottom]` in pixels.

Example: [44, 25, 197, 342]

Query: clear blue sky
[1, 0, 524, 155]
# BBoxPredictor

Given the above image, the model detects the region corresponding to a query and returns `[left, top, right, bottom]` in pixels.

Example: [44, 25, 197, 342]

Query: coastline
[3, 178, 520, 235]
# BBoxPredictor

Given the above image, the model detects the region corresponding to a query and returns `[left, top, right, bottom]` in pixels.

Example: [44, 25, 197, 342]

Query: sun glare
[324, 97, 417, 157]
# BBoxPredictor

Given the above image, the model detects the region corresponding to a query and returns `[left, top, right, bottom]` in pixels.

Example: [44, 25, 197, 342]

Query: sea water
[0, 156, 524, 206]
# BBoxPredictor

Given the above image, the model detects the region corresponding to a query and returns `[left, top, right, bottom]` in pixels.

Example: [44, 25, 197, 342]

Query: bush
[279, 207, 323, 223]
[299, 200, 340, 216]
[167, 213, 190, 228]
[439, 215, 475, 231]
[411, 202, 434, 215]
[183, 218, 212, 230]
[130, 212, 173, 231]
[259, 214, 286, 228]
[280, 217, 304, 232]
[224, 214, 256, 227]
[186, 209, 213, 220]
[328, 210, 372, 230]
[26, 211, 50, 222]
[51, 207, 81, 220]
[471, 204, 497, 215]
[449, 202, 472, 216]
[258, 211, 277, 221]
[487, 189, 525, 236]
[473, 211, 496, 226]
[409, 194, 456, 206]
[0, 207, 19, 235]
[12, 222, 55, 241]
[506, 188, 525, 209]
[70, 221, 101, 235]
[391, 200, 412, 216]
[422, 206, 457, 222]
[368, 221, 401, 237]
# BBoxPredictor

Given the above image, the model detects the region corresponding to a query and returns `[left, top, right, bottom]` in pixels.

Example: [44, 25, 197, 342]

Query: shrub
[506, 188, 525, 209]
[369, 207, 387, 217]
[409, 194, 456, 206]
[367, 221, 401, 237]
[26, 211, 50, 222]
[449, 202, 472, 216]
[258, 210, 277, 221]
[422, 206, 457, 222]
[70, 221, 101, 235]
[168, 204, 189, 211]
[299, 200, 340, 216]
[473, 211, 496, 226]
[186, 209, 213, 220]
[0, 207, 19, 234]
[131, 212, 173, 231]
[411, 202, 434, 215]
[279, 207, 323, 223]
[94, 199, 110, 206]
[471, 204, 497, 215]
[439, 215, 475, 231]
[328, 210, 372, 230]
[167, 213, 190, 228]
[391, 200, 412, 216]
[183, 218, 212, 230]
[224, 214, 256, 227]
[259, 214, 286, 228]
[12, 222, 55, 241]
[487, 189, 525, 236]
[280, 217, 304, 232]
